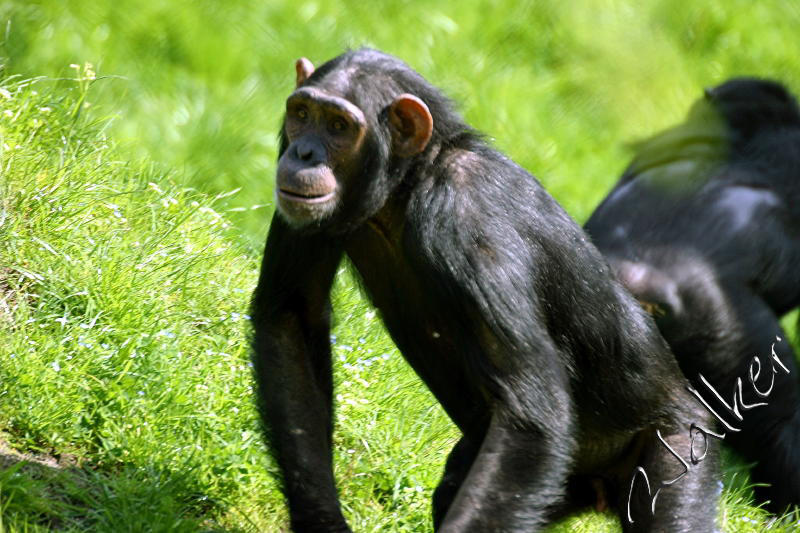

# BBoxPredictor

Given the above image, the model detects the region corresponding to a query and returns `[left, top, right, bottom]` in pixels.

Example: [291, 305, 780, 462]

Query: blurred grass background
[0, 0, 799, 531]
[3, 0, 800, 241]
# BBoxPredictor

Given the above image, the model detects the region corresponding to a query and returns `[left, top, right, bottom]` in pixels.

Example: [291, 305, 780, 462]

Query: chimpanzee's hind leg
[623, 403, 721, 533]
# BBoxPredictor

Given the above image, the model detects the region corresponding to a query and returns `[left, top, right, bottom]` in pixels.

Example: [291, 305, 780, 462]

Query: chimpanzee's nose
[298, 144, 313, 161]
[294, 138, 320, 162]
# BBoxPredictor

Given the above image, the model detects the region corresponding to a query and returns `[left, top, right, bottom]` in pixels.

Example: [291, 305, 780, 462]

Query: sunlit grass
[0, 71, 456, 532]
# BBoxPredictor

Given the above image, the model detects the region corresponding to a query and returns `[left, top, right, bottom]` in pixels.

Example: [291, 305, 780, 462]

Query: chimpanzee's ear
[388, 94, 433, 157]
[296, 58, 315, 87]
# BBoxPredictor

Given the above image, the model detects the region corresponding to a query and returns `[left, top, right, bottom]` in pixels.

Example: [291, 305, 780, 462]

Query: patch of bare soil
[0, 266, 41, 324]
[0, 435, 78, 472]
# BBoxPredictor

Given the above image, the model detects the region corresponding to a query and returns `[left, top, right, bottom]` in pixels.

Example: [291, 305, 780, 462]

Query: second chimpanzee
[585, 77, 800, 513]
[251, 49, 720, 532]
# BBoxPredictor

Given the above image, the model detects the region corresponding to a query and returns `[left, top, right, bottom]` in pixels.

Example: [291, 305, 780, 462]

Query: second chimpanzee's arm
[250, 214, 348, 533]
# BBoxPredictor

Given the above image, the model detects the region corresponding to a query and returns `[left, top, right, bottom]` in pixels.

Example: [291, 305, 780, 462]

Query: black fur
[586, 77, 800, 513]
[251, 49, 719, 532]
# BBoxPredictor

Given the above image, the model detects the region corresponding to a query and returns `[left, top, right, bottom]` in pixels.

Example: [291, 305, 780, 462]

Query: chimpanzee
[585, 77, 800, 513]
[250, 48, 720, 532]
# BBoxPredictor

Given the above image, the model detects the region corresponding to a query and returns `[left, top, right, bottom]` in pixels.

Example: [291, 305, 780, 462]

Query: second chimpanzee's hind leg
[704, 290, 800, 513]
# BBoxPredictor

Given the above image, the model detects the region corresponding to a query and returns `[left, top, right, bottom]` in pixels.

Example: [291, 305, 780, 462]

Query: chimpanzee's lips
[278, 189, 336, 204]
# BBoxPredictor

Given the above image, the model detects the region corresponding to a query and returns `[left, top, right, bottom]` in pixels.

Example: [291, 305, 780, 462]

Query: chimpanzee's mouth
[278, 189, 336, 204]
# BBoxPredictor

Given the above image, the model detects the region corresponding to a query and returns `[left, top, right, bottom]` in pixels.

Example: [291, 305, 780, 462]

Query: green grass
[0, 0, 799, 531]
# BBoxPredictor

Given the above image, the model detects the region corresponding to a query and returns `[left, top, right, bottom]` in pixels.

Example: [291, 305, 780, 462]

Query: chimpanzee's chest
[344, 221, 492, 432]
[345, 220, 459, 362]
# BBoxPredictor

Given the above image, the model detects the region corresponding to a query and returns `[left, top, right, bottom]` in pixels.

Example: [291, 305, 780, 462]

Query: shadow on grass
[0, 437, 238, 533]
